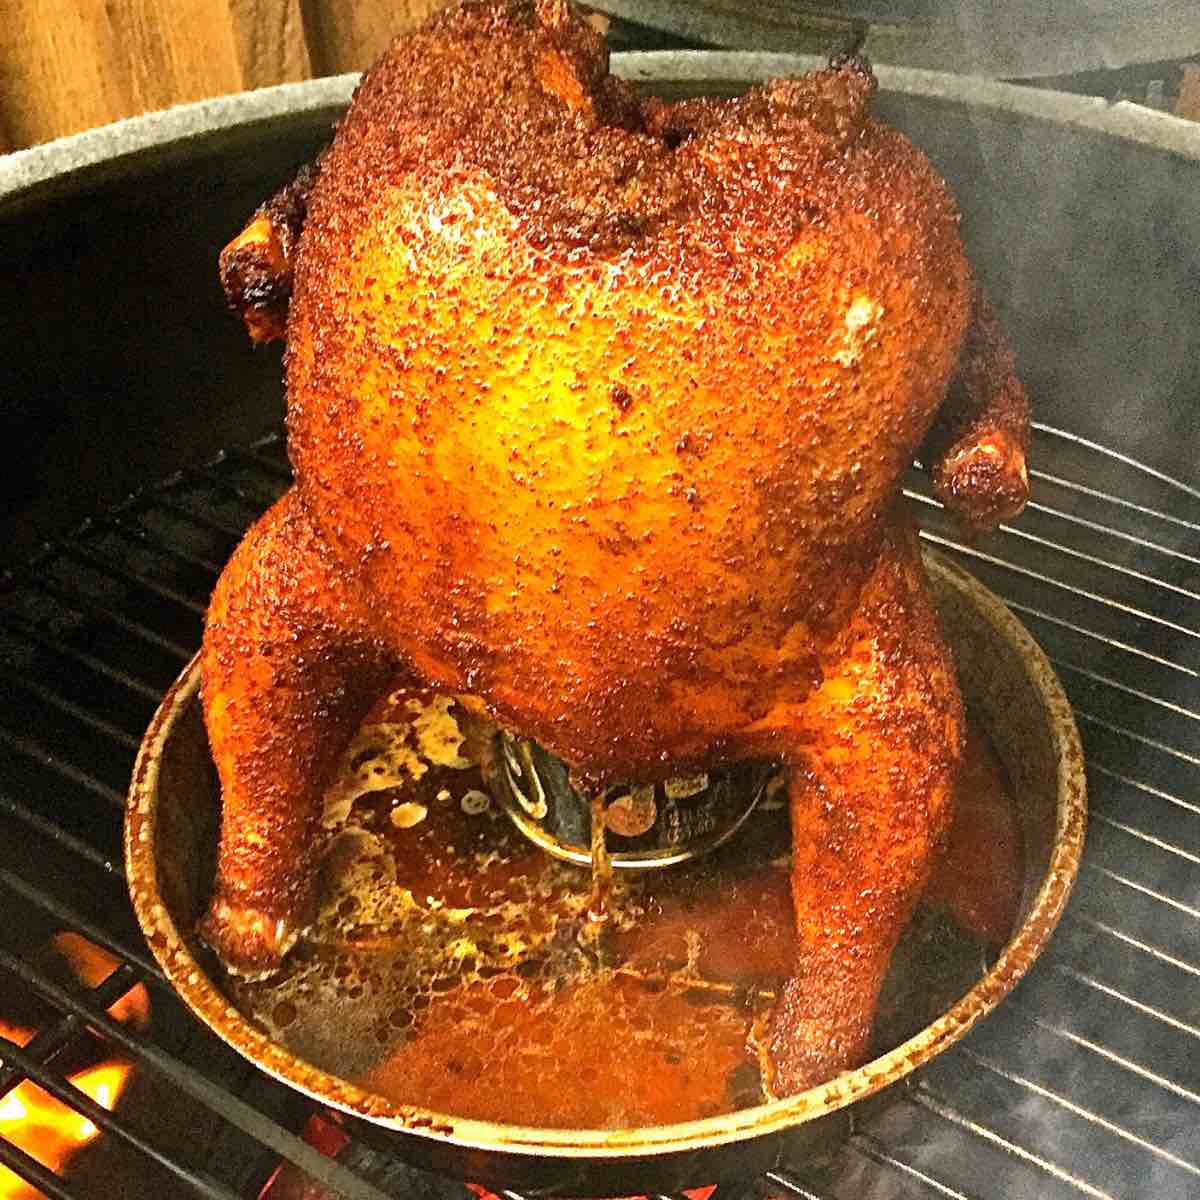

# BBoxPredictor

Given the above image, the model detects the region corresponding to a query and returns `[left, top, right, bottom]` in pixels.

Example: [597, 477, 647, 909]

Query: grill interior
[0, 421, 1196, 1199]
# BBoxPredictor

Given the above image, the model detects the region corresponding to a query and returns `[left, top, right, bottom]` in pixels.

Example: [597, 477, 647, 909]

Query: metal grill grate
[0, 428, 1196, 1199]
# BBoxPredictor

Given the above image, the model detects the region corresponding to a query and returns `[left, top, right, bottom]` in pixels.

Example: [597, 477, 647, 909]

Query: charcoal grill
[1, 53, 1198, 1200]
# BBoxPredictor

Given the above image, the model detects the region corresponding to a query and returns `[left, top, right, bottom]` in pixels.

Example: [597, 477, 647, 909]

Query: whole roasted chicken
[204, 0, 1030, 1094]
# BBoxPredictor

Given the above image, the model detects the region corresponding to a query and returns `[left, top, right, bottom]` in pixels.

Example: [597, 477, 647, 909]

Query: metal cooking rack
[0, 426, 1196, 1199]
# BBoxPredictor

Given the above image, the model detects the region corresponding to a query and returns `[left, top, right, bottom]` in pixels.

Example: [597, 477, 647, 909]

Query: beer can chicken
[203, 0, 1031, 1095]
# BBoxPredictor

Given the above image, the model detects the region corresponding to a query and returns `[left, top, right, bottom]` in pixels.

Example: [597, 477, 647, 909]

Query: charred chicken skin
[202, 0, 1031, 1095]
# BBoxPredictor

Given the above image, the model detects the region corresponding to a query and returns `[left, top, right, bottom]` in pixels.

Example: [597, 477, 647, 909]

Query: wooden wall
[2, 4, 1197, 153]
[0, 0, 452, 151]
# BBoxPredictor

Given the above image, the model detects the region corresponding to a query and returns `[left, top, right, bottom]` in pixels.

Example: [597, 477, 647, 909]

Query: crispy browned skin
[200, 491, 397, 976]
[201, 0, 1025, 1088]
[218, 165, 316, 344]
[923, 287, 1032, 530]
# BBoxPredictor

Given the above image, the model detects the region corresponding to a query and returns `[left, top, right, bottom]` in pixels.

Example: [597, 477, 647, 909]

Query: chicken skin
[202, 0, 1030, 1094]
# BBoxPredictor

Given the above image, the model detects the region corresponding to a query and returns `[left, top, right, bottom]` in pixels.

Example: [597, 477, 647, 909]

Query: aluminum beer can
[487, 730, 777, 869]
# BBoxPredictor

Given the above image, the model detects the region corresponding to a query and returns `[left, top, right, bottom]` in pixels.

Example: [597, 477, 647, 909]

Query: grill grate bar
[1056, 661, 1200, 724]
[1000, 596, 1198, 681]
[912, 1085, 1115, 1200]
[0, 1135, 78, 1200]
[150, 493, 246, 544]
[849, 1133, 977, 1199]
[1048, 961, 1200, 1039]
[0, 727, 124, 809]
[1031, 423, 1200, 506]
[0, 612, 164, 702]
[1086, 760, 1200, 817]
[0, 869, 161, 982]
[918, 532, 1200, 644]
[954, 1044, 1200, 1179]
[59, 541, 208, 617]
[191, 464, 280, 515]
[0, 1031, 244, 1200]
[763, 1167, 832, 1200]
[1022, 496, 1200, 568]
[1006, 996, 1200, 1108]
[0, 661, 141, 751]
[1027, 468, 1200, 536]
[18, 573, 192, 661]
[227, 445, 293, 484]
[0, 963, 140, 1100]
[1076, 711, 1200, 767]
[906, 490, 1200, 605]
[1070, 913, 1200, 978]
[0, 794, 120, 875]
[104, 514, 225, 578]
[0, 946, 401, 1200]
[1083, 864, 1200, 921]
[1090, 811, 1200, 865]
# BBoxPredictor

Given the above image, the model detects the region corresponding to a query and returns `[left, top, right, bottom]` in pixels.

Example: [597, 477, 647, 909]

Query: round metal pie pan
[126, 549, 1086, 1194]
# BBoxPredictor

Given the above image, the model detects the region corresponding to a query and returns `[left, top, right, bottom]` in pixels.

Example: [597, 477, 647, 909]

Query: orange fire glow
[50, 935, 151, 1030]
[0, 935, 150, 1199]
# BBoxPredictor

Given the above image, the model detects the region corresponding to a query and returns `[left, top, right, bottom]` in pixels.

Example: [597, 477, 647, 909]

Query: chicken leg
[746, 514, 963, 1092]
[199, 489, 401, 976]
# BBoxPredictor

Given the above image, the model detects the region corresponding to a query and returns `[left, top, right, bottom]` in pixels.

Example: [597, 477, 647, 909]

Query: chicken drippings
[227, 688, 1018, 1128]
